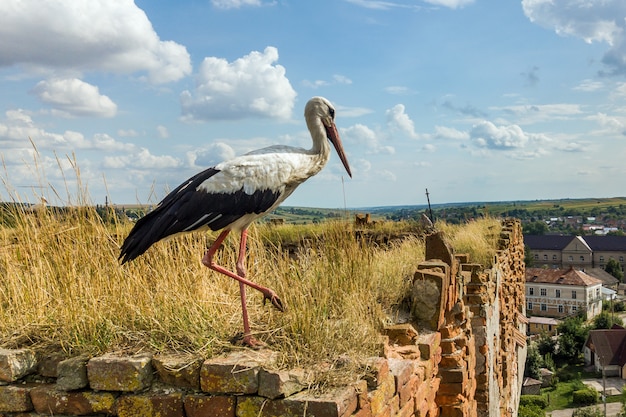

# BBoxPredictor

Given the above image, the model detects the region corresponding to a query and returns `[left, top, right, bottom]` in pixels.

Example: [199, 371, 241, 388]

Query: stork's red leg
[201, 229, 284, 346]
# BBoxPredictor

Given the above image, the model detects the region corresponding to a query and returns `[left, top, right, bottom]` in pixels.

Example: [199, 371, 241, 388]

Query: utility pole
[425, 188, 434, 223]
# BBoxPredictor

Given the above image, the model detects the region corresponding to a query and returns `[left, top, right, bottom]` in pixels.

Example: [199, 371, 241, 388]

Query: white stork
[119, 96, 352, 347]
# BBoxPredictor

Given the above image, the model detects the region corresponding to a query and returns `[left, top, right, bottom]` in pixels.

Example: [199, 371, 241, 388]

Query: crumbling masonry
[0, 219, 526, 417]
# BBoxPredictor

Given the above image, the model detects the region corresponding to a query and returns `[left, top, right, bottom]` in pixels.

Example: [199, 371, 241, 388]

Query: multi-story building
[524, 234, 626, 271]
[526, 267, 603, 319]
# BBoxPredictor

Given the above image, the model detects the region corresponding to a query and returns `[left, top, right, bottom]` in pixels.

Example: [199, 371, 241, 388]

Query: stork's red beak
[325, 122, 352, 178]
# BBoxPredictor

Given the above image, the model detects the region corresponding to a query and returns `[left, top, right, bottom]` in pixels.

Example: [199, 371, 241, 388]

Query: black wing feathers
[119, 167, 281, 264]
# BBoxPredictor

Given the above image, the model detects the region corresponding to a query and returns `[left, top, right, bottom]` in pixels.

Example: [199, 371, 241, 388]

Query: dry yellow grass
[0, 157, 501, 385]
[0, 201, 424, 371]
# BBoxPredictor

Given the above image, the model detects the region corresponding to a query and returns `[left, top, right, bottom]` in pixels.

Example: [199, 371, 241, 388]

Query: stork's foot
[261, 289, 285, 312]
[231, 333, 266, 349]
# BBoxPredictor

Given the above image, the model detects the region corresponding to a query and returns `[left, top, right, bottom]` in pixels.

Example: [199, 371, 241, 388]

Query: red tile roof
[526, 267, 603, 287]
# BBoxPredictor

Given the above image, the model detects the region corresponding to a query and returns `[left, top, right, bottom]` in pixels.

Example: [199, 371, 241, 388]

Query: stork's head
[305, 96, 352, 178]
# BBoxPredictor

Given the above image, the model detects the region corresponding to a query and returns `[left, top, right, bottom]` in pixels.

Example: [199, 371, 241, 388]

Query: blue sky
[1, 0, 625, 208]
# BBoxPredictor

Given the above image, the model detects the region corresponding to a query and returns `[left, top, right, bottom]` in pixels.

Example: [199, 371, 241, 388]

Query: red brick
[184, 394, 235, 417]
[0, 385, 34, 412]
[361, 357, 389, 390]
[30, 385, 116, 415]
[388, 358, 415, 388]
[117, 392, 184, 417]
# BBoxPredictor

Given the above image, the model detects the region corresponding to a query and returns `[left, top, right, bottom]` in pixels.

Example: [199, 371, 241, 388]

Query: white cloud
[433, 125, 470, 141]
[31, 78, 117, 118]
[0, 0, 191, 84]
[469, 121, 551, 156]
[342, 124, 395, 154]
[573, 79, 604, 92]
[180, 47, 296, 121]
[211, 0, 264, 9]
[386, 104, 420, 138]
[186, 142, 236, 168]
[423, 0, 474, 9]
[156, 125, 169, 139]
[522, 0, 626, 76]
[103, 148, 181, 170]
[118, 129, 140, 138]
[495, 103, 583, 125]
[302, 74, 352, 89]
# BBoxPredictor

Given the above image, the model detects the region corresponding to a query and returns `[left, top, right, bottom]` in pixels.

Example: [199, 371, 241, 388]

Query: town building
[526, 267, 603, 320]
[584, 327, 626, 377]
[524, 234, 626, 272]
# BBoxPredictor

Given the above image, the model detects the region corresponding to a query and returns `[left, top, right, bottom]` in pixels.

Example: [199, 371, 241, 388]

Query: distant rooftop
[526, 267, 603, 287]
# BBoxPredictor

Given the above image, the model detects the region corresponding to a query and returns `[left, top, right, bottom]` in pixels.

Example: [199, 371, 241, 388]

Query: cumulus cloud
[522, 0, 626, 76]
[31, 78, 117, 118]
[180, 47, 297, 121]
[0, 0, 191, 83]
[469, 121, 551, 156]
[386, 104, 420, 138]
[433, 125, 470, 141]
[103, 148, 181, 170]
[342, 124, 395, 154]
[186, 142, 236, 168]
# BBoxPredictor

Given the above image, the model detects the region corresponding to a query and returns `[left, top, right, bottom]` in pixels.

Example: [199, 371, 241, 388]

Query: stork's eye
[329, 107, 335, 119]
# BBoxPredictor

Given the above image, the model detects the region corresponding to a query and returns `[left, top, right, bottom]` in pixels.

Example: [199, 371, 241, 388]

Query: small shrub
[519, 395, 548, 409]
[519, 404, 545, 417]
[572, 388, 598, 406]
[572, 406, 603, 417]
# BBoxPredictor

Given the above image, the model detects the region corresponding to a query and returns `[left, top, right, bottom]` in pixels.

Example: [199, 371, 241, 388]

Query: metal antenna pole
[425, 188, 434, 222]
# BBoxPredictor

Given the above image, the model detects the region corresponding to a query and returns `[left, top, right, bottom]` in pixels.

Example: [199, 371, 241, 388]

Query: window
[600, 256, 605, 262]
[528, 302, 533, 311]
[596, 288, 600, 298]
[556, 289, 561, 298]
[544, 254, 548, 260]
[580, 256, 585, 262]
[529, 287, 534, 296]
[572, 291, 577, 299]
[620, 256, 624, 262]
[534, 254, 539, 260]
[541, 288, 547, 296]
[572, 306, 578, 312]
[552, 255, 557, 260]
[568, 256, 574, 261]
[541, 304, 547, 311]
[558, 305, 564, 313]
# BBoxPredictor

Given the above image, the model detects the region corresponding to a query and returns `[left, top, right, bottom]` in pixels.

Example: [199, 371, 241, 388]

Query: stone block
[237, 386, 357, 417]
[153, 354, 202, 390]
[367, 371, 395, 416]
[184, 394, 235, 417]
[200, 350, 276, 395]
[397, 397, 415, 417]
[37, 351, 65, 378]
[417, 332, 441, 360]
[412, 263, 449, 330]
[0, 348, 36, 382]
[30, 384, 116, 415]
[0, 385, 34, 412]
[258, 368, 310, 399]
[388, 358, 415, 389]
[286, 386, 358, 417]
[57, 355, 89, 391]
[361, 357, 389, 390]
[87, 353, 153, 392]
[117, 392, 184, 417]
[383, 324, 418, 346]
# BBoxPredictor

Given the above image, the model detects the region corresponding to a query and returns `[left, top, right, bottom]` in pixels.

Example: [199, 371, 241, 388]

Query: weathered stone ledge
[0, 339, 441, 417]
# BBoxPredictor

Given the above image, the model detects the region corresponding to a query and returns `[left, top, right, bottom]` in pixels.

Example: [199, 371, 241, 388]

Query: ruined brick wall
[0, 219, 526, 417]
